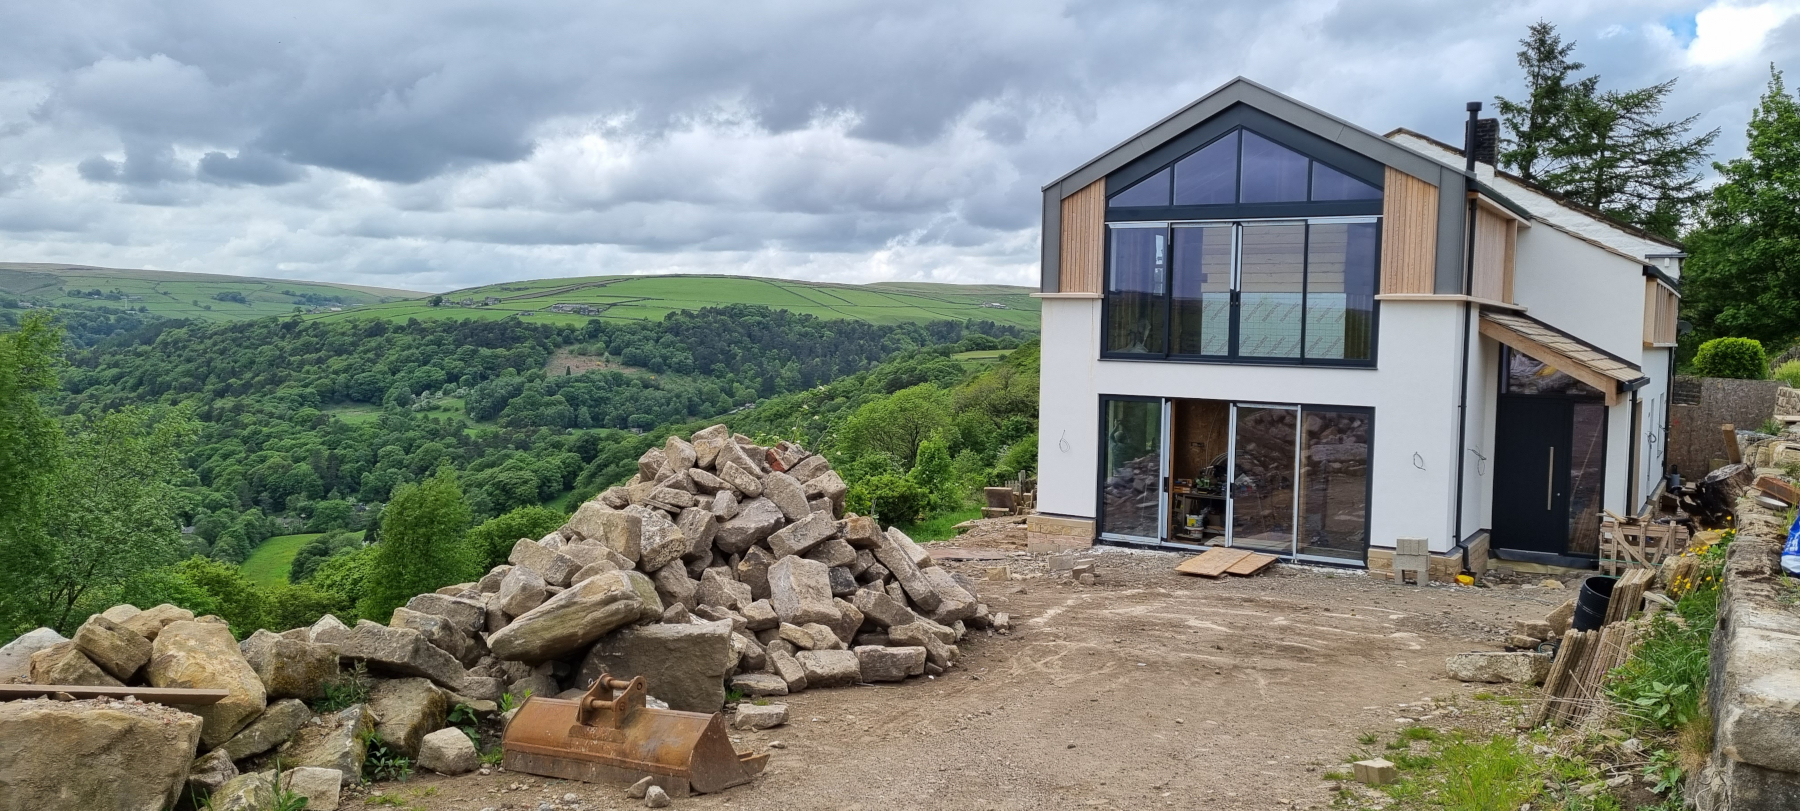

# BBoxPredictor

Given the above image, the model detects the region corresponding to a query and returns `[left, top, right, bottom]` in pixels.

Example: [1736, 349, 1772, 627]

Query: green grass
[0, 262, 421, 323]
[241, 531, 363, 587]
[305, 274, 1040, 331]
[1346, 728, 1625, 811]
[894, 506, 985, 543]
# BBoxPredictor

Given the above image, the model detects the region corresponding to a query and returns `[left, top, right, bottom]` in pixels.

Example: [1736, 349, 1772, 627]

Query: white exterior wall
[1511, 219, 1672, 516]
[1037, 297, 1470, 554]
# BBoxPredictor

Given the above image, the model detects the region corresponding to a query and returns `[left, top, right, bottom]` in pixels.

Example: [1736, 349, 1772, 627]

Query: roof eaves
[1044, 77, 1450, 195]
[1384, 128, 1685, 251]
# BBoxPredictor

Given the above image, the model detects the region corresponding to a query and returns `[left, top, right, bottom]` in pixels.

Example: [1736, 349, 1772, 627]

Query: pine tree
[1682, 67, 1800, 349]
[1494, 21, 1717, 238]
[359, 469, 475, 619]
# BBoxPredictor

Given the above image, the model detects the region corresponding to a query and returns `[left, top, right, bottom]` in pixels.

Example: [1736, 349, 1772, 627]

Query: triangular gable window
[1109, 127, 1382, 208]
[1310, 162, 1381, 201]
[1109, 167, 1170, 207]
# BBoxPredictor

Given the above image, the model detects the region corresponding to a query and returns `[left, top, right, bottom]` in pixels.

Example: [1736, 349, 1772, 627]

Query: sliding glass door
[1099, 397, 1165, 542]
[1227, 404, 1299, 554]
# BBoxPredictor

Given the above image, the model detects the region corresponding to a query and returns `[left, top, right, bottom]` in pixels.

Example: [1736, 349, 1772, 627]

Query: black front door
[1492, 395, 1573, 556]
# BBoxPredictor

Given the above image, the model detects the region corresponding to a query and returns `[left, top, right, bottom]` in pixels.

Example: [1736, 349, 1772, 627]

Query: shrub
[1773, 359, 1800, 388]
[466, 505, 566, 571]
[1691, 337, 1768, 379]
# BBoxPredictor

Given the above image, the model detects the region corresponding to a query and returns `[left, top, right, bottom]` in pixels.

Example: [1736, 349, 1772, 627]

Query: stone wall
[1690, 491, 1800, 810]
[1025, 515, 1093, 553]
[1668, 377, 1786, 479]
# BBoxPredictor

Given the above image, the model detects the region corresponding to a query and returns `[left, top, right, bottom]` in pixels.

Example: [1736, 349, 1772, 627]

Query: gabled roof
[1043, 77, 1454, 198]
[1384, 127, 1684, 252]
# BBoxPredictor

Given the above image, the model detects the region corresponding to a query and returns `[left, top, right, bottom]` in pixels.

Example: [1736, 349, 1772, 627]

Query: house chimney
[1471, 119, 1499, 167]
[1462, 102, 1482, 173]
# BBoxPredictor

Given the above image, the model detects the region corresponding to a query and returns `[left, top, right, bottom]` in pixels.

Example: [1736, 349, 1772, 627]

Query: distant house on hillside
[549, 303, 600, 315]
[1030, 77, 1682, 577]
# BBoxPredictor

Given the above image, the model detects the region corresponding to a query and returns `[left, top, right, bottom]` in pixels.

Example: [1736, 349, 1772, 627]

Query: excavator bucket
[502, 672, 769, 797]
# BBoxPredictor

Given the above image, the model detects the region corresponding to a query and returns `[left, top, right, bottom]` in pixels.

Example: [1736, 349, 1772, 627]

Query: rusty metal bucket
[502, 672, 768, 796]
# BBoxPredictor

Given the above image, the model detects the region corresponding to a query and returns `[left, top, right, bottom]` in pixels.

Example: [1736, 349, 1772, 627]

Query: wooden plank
[1224, 553, 1278, 577]
[1379, 167, 1438, 295]
[0, 684, 230, 705]
[1058, 180, 1105, 294]
[1175, 548, 1253, 578]
[1723, 423, 1743, 465]
[1479, 318, 1623, 406]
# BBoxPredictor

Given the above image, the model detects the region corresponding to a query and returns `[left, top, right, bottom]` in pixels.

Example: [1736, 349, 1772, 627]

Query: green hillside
[0, 262, 423, 322]
[307, 274, 1040, 330]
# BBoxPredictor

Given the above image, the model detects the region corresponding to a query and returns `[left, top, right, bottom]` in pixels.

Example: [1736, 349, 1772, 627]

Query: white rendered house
[1031, 78, 1683, 573]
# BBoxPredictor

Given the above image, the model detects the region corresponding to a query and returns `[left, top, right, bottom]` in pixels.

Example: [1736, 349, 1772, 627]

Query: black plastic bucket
[1572, 576, 1617, 632]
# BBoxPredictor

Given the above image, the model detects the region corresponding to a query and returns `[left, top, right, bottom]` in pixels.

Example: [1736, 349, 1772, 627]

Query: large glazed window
[1104, 226, 1167, 355]
[1297, 408, 1371, 561]
[1109, 126, 1381, 211]
[1104, 218, 1379, 365]
[1100, 398, 1163, 541]
[1170, 225, 1232, 355]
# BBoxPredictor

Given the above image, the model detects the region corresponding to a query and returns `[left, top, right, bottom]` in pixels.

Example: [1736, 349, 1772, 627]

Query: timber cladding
[1058, 179, 1105, 294]
[1378, 167, 1437, 295]
[1471, 207, 1513, 303]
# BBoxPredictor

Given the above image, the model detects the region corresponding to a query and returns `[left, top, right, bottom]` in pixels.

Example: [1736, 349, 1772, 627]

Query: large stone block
[217, 697, 314, 761]
[805, 537, 858, 569]
[795, 649, 860, 689]
[0, 627, 66, 683]
[787, 454, 832, 483]
[842, 514, 882, 548]
[119, 603, 195, 641]
[736, 545, 775, 600]
[762, 472, 810, 521]
[73, 614, 152, 682]
[566, 502, 643, 563]
[638, 447, 667, 480]
[391, 607, 480, 666]
[921, 566, 979, 623]
[715, 497, 784, 554]
[146, 621, 267, 749]
[368, 677, 447, 758]
[0, 697, 203, 811]
[711, 490, 740, 521]
[728, 672, 788, 697]
[333, 621, 467, 690]
[580, 620, 734, 713]
[418, 727, 478, 775]
[741, 599, 779, 631]
[717, 460, 764, 498]
[635, 508, 690, 573]
[487, 570, 658, 663]
[1444, 652, 1551, 684]
[496, 564, 548, 616]
[696, 567, 753, 611]
[768, 556, 839, 626]
[404, 593, 486, 636]
[767, 510, 838, 559]
[803, 470, 848, 505]
[873, 529, 942, 612]
[282, 704, 374, 785]
[652, 562, 699, 611]
[31, 641, 124, 687]
[508, 539, 582, 587]
[239, 629, 340, 700]
[854, 645, 926, 682]
[677, 507, 718, 559]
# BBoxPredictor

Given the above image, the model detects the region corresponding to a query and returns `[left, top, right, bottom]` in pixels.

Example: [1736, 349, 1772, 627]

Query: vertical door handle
[1545, 447, 1555, 509]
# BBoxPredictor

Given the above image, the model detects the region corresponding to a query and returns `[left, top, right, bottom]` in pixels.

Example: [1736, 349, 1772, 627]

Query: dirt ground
[358, 546, 1575, 811]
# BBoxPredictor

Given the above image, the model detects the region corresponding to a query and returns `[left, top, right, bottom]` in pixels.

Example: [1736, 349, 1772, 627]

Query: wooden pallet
[1598, 519, 1690, 576]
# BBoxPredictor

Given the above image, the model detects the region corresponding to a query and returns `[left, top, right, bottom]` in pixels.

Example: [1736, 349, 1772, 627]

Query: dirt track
[364, 547, 1570, 811]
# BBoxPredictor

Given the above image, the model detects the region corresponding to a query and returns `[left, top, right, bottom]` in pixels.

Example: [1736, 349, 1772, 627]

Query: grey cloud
[198, 149, 304, 186]
[0, 1, 1784, 290]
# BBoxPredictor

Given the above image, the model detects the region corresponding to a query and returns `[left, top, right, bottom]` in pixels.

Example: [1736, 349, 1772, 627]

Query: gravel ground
[357, 545, 1570, 811]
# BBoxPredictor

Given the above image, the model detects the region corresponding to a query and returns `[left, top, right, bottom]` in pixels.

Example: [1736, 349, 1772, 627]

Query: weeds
[313, 661, 372, 713]
[360, 730, 414, 783]
[449, 702, 482, 745]
[498, 689, 529, 714]
[480, 747, 505, 766]
[1607, 533, 1727, 733]
[268, 760, 310, 811]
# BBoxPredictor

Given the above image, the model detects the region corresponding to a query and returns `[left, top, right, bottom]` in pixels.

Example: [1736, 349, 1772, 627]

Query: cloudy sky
[0, 1, 1795, 293]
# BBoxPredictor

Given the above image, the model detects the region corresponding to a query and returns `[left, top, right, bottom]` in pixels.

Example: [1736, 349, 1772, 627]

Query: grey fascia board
[1041, 187, 1063, 293]
[1434, 163, 1470, 294]
[1042, 77, 1448, 201]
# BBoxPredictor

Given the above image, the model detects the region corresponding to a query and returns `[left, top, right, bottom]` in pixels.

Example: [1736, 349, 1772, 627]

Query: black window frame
[1104, 105, 1386, 223]
[1100, 217, 1382, 368]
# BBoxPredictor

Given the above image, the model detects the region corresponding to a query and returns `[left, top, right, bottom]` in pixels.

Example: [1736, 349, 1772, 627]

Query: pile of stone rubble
[0, 425, 993, 810]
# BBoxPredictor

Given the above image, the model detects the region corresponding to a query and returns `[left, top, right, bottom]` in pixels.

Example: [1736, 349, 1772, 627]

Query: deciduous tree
[359, 470, 474, 619]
